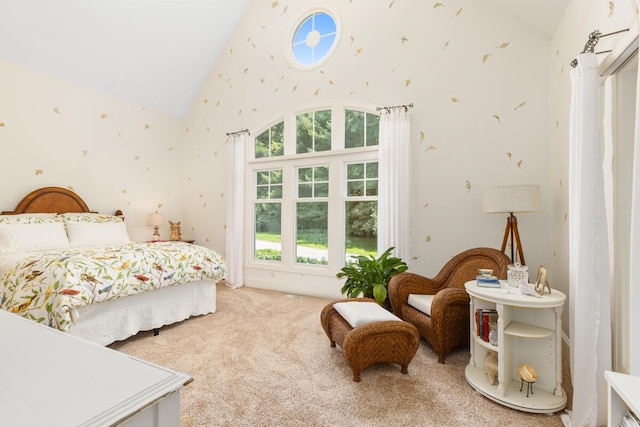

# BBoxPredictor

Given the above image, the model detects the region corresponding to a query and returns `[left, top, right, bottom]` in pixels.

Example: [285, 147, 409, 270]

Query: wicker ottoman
[320, 298, 420, 382]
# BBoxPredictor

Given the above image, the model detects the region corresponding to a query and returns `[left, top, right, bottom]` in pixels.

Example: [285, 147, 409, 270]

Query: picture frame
[534, 265, 551, 294]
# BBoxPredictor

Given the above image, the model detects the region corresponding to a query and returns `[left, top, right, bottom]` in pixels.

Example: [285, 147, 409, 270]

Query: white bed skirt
[68, 280, 217, 346]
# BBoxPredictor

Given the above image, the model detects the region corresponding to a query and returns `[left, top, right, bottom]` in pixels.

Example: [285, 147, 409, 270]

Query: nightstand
[148, 240, 195, 244]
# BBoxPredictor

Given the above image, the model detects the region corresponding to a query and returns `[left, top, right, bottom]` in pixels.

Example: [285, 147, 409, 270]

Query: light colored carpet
[109, 284, 565, 426]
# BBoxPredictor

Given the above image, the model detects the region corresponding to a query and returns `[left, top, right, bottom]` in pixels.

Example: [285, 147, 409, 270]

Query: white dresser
[0, 310, 191, 426]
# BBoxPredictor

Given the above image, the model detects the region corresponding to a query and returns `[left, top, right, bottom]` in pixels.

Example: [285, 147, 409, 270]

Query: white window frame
[244, 104, 379, 295]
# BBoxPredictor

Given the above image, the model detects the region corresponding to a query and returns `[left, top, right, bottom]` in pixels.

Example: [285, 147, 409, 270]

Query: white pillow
[333, 301, 401, 328]
[407, 294, 435, 316]
[66, 221, 131, 247]
[0, 222, 70, 253]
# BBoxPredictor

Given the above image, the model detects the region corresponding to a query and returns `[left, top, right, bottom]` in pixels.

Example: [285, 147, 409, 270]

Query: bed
[0, 186, 227, 345]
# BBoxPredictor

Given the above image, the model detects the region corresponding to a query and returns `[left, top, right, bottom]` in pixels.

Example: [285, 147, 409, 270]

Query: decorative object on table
[483, 184, 541, 265]
[147, 212, 164, 241]
[336, 247, 408, 309]
[476, 274, 501, 288]
[484, 351, 498, 385]
[519, 279, 542, 298]
[477, 268, 493, 277]
[507, 262, 529, 287]
[533, 265, 551, 295]
[488, 319, 498, 346]
[169, 220, 182, 241]
[518, 364, 537, 397]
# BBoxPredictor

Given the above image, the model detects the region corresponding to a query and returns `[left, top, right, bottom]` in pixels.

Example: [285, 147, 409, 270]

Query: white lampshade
[483, 185, 541, 214]
[148, 212, 164, 226]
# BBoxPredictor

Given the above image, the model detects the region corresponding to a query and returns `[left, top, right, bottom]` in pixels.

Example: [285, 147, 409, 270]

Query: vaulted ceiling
[0, 0, 567, 118]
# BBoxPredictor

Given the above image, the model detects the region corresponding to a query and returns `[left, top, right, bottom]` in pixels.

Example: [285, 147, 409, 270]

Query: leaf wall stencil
[514, 101, 526, 110]
[0, 122, 5, 127]
[498, 42, 510, 48]
[451, 8, 462, 17]
[492, 114, 500, 123]
[482, 53, 492, 63]
[35, 169, 43, 175]
[433, 2, 444, 8]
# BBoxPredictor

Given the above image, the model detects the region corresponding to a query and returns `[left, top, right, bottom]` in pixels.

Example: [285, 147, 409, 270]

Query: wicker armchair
[388, 247, 510, 363]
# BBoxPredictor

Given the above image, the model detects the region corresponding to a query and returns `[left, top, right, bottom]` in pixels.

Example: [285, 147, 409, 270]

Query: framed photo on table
[534, 265, 550, 294]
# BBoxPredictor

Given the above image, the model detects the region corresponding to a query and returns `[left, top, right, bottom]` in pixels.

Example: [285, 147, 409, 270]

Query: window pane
[347, 181, 364, 196]
[366, 113, 380, 147]
[347, 163, 364, 179]
[345, 110, 364, 148]
[299, 183, 312, 198]
[296, 112, 313, 153]
[298, 167, 312, 182]
[314, 183, 329, 197]
[366, 180, 378, 196]
[314, 110, 332, 152]
[314, 165, 329, 182]
[255, 203, 282, 261]
[345, 201, 377, 262]
[271, 185, 283, 199]
[271, 122, 284, 156]
[296, 201, 328, 265]
[257, 187, 269, 199]
[255, 130, 269, 158]
[365, 162, 378, 179]
[257, 171, 270, 185]
[270, 169, 283, 184]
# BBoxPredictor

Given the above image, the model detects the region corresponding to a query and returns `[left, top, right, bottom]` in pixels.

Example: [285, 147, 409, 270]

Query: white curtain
[225, 132, 247, 289]
[377, 108, 411, 260]
[565, 53, 612, 427]
[629, 0, 640, 376]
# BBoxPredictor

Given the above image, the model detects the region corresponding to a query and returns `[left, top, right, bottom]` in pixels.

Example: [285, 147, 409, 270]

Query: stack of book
[474, 308, 498, 343]
[622, 410, 640, 427]
[476, 275, 501, 288]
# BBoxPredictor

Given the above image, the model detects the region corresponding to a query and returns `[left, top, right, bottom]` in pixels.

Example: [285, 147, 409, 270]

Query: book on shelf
[476, 275, 501, 288]
[475, 308, 497, 341]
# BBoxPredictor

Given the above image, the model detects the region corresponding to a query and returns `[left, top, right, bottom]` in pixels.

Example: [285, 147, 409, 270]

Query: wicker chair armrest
[429, 288, 470, 321]
[388, 272, 443, 314]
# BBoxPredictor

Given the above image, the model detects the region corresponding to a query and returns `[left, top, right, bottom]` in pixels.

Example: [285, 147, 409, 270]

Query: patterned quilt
[0, 241, 226, 331]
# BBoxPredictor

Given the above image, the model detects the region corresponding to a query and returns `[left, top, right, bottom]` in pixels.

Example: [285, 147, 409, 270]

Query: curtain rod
[376, 103, 414, 113]
[570, 28, 630, 68]
[226, 128, 250, 137]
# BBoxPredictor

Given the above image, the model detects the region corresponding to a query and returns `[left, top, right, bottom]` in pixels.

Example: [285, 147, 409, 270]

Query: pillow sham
[0, 213, 59, 224]
[65, 221, 131, 247]
[0, 222, 70, 253]
[59, 212, 124, 223]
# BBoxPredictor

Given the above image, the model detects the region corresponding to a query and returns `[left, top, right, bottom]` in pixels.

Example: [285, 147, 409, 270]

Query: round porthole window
[290, 10, 339, 68]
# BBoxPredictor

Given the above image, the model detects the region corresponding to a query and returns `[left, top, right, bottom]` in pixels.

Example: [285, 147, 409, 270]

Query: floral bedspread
[0, 241, 226, 331]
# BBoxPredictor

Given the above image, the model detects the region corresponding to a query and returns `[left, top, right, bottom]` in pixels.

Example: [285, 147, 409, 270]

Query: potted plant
[336, 247, 408, 309]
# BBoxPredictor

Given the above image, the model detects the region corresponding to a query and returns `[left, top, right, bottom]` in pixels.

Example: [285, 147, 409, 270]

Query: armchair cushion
[333, 301, 401, 328]
[407, 294, 435, 316]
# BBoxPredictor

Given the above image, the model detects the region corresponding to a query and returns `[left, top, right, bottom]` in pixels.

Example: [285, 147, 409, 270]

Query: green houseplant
[336, 247, 408, 308]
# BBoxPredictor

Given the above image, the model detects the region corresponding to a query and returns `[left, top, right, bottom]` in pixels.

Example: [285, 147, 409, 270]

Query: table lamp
[148, 212, 164, 241]
[483, 185, 540, 265]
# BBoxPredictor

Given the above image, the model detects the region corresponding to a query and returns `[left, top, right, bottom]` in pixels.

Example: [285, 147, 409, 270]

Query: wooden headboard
[1, 187, 92, 215]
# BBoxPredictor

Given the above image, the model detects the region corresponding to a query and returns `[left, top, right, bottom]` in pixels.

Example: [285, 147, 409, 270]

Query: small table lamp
[148, 212, 164, 241]
[483, 185, 541, 265]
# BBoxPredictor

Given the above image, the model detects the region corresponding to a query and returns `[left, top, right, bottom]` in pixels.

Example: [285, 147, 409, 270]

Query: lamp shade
[148, 212, 164, 226]
[483, 185, 541, 214]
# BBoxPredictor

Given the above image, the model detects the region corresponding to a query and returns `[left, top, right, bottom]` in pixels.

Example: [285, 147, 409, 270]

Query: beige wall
[0, 60, 185, 242]
[183, 0, 551, 297]
[548, 0, 638, 334]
